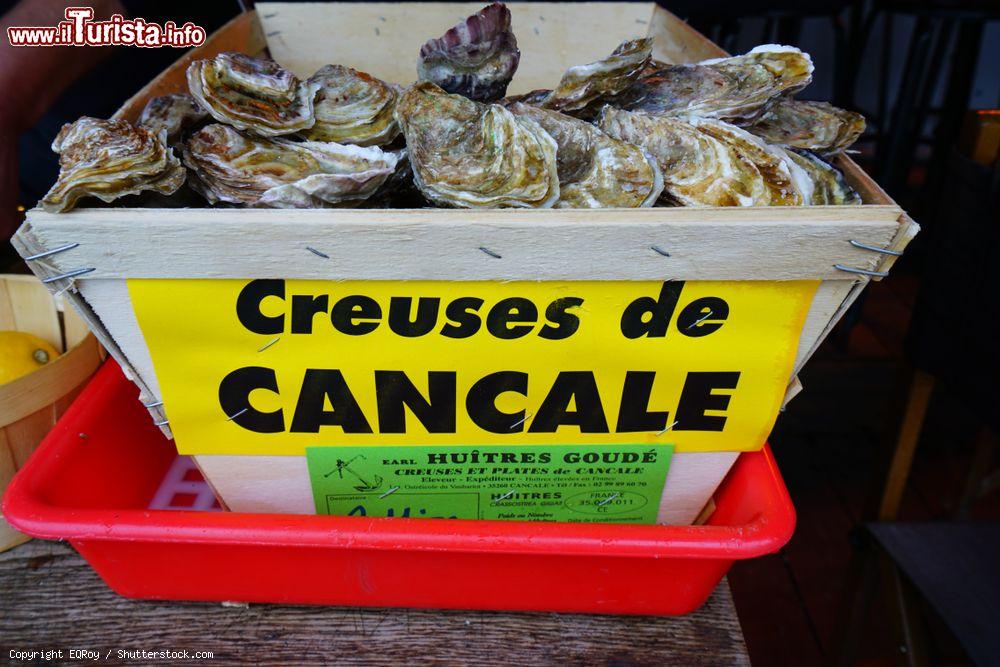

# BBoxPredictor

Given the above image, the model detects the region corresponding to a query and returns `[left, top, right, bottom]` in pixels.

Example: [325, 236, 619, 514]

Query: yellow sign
[128, 279, 817, 456]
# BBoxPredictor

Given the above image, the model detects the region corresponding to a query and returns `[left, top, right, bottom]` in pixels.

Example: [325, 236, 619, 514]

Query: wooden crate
[0, 275, 103, 551]
[11, 3, 918, 524]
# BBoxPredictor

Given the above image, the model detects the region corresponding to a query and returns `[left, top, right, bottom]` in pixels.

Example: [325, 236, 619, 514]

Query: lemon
[0, 331, 60, 385]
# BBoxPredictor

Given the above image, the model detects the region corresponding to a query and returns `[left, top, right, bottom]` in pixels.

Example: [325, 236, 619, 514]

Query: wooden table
[1, 540, 749, 665]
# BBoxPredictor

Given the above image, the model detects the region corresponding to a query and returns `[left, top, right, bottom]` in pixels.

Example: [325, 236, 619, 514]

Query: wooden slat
[0, 431, 30, 551]
[793, 281, 859, 374]
[113, 11, 267, 123]
[0, 335, 102, 428]
[1, 542, 749, 665]
[56, 294, 92, 350]
[258, 2, 656, 92]
[648, 4, 727, 63]
[836, 156, 893, 206]
[3, 405, 54, 469]
[17, 207, 903, 282]
[77, 279, 163, 407]
[0, 276, 61, 350]
[871, 213, 919, 280]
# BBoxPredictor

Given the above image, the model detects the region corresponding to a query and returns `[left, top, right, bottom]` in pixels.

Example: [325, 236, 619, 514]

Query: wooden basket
[0, 275, 103, 551]
[11, 3, 919, 524]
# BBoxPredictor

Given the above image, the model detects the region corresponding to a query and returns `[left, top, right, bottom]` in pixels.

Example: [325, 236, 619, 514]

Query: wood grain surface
[0, 541, 749, 666]
[16, 206, 903, 282]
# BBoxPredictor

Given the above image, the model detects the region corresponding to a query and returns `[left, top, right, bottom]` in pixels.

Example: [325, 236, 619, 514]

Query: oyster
[300, 65, 401, 146]
[540, 38, 653, 116]
[784, 149, 861, 205]
[137, 93, 208, 145]
[507, 102, 662, 208]
[618, 45, 814, 122]
[688, 117, 810, 205]
[394, 82, 559, 208]
[41, 117, 185, 213]
[502, 89, 553, 106]
[599, 107, 770, 206]
[745, 99, 865, 155]
[418, 2, 520, 102]
[183, 123, 400, 208]
[187, 52, 317, 136]
[358, 151, 424, 208]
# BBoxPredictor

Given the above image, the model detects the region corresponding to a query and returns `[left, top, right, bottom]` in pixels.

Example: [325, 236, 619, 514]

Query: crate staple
[24, 242, 79, 261]
[686, 310, 713, 330]
[41, 267, 96, 283]
[657, 420, 679, 436]
[478, 246, 502, 259]
[833, 264, 890, 278]
[597, 493, 620, 507]
[257, 336, 280, 352]
[492, 489, 516, 504]
[849, 239, 903, 256]
[509, 411, 533, 430]
[650, 245, 670, 257]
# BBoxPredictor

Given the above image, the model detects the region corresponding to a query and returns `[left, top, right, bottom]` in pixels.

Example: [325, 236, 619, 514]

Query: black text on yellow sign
[128, 279, 818, 455]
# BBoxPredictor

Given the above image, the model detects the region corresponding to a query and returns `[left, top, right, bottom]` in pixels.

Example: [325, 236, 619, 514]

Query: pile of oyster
[41, 2, 866, 213]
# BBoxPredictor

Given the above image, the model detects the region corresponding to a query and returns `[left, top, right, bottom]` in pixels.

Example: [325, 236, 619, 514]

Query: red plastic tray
[3, 360, 795, 615]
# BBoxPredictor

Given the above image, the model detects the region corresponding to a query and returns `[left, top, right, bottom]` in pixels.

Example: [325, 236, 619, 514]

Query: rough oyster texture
[394, 82, 559, 208]
[784, 149, 861, 205]
[41, 117, 185, 213]
[745, 99, 865, 155]
[688, 117, 810, 206]
[501, 88, 553, 106]
[417, 2, 520, 102]
[183, 124, 400, 208]
[508, 102, 662, 208]
[619, 45, 813, 122]
[540, 38, 653, 116]
[137, 93, 208, 145]
[301, 65, 401, 146]
[187, 52, 317, 136]
[599, 107, 769, 207]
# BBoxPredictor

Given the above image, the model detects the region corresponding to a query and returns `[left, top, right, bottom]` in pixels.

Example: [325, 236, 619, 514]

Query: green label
[306, 444, 673, 524]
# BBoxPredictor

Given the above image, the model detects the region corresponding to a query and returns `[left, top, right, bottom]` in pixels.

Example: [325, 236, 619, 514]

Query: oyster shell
[137, 93, 208, 145]
[358, 151, 423, 208]
[502, 88, 553, 106]
[688, 116, 810, 205]
[540, 38, 653, 116]
[300, 65, 401, 146]
[187, 52, 317, 136]
[183, 123, 400, 208]
[507, 102, 662, 208]
[417, 2, 520, 102]
[598, 107, 769, 207]
[784, 149, 861, 205]
[394, 82, 559, 208]
[618, 45, 814, 122]
[41, 117, 185, 213]
[745, 99, 865, 155]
